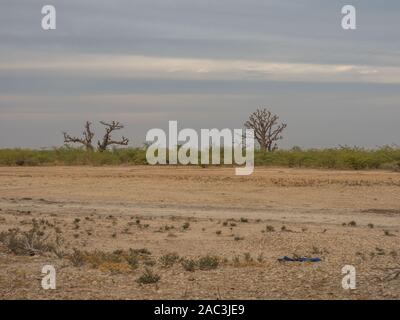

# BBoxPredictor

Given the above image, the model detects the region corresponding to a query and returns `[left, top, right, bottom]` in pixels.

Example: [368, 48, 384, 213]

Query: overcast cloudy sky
[0, 0, 399, 148]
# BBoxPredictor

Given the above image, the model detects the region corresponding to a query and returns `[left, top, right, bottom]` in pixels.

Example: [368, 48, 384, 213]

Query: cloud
[2, 54, 400, 84]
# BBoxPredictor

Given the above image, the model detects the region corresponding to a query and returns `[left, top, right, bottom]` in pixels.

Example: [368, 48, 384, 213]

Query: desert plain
[0, 166, 399, 299]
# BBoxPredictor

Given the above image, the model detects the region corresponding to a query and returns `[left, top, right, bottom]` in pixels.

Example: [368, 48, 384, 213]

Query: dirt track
[0, 166, 399, 299]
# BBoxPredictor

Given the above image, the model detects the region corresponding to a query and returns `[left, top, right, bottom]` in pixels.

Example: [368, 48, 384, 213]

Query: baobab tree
[244, 108, 287, 151]
[63, 121, 95, 151]
[97, 121, 129, 152]
[63, 121, 129, 152]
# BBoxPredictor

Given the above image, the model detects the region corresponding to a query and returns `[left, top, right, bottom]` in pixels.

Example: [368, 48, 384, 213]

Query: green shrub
[197, 255, 219, 270]
[70, 248, 85, 267]
[136, 268, 160, 284]
[126, 251, 139, 269]
[181, 258, 197, 272]
[266, 225, 275, 232]
[159, 252, 180, 268]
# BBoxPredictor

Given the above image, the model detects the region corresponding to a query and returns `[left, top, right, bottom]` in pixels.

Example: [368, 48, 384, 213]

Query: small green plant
[136, 268, 160, 284]
[240, 217, 248, 223]
[368, 223, 374, 229]
[244, 252, 253, 262]
[181, 258, 196, 272]
[160, 225, 174, 232]
[70, 248, 85, 267]
[159, 252, 180, 268]
[182, 222, 190, 230]
[266, 225, 275, 232]
[348, 221, 357, 227]
[216, 230, 222, 235]
[126, 251, 139, 269]
[197, 255, 219, 270]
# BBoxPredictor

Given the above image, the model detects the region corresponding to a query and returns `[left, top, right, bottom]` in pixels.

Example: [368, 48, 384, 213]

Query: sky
[0, 0, 399, 149]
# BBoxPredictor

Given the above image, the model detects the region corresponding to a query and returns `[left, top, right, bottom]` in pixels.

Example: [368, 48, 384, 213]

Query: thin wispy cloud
[2, 54, 399, 84]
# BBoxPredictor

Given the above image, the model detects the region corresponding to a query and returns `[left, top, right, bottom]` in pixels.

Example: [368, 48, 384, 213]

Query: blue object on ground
[278, 256, 322, 262]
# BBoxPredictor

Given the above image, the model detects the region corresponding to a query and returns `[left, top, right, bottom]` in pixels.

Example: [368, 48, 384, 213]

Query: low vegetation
[266, 225, 275, 232]
[136, 268, 160, 284]
[159, 252, 180, 268]
[1, 146, 400, 170]
[181, 258, 197, 272]
[0, 219, 63, 257]
[197, 255, 219, 270]
[0, 147, 147, 166]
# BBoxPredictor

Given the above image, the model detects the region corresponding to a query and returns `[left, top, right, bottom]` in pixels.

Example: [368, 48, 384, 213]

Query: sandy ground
[0, 166, 399, 300]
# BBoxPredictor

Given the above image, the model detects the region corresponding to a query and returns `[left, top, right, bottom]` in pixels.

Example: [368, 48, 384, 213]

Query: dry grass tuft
[0, 219, 63, 257]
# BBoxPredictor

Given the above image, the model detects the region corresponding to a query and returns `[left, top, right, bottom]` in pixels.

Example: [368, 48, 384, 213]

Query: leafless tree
[244, 108, 287, 151]
[97, 121, 129, 152]
[63, 121, 95, 151]
[63, 120, 129, 152]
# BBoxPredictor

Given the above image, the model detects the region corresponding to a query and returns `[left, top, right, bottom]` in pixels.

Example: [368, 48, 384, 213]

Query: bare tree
[63, 120, 129, 152]
[97, 121, 129, 152]
[63, 121, 95, 151]
[244, 108, 287, 151]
